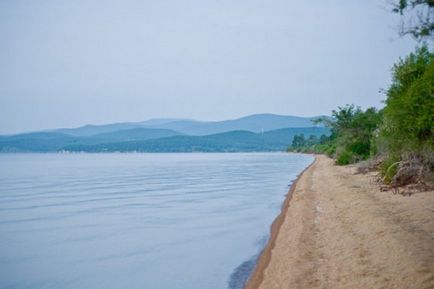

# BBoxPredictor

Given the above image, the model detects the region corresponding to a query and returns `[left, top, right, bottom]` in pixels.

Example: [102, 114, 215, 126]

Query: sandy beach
[246, 155, 434, 289]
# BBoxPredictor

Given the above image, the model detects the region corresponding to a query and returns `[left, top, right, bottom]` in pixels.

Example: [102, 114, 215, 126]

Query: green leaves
[382, 46, 434, 154]
[377, 46, 433, 183]
[328, 105, 382, 164]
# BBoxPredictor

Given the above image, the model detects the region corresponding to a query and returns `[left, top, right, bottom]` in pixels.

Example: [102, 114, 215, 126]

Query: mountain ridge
[0, 114, 330, 152]
[46, 113, 325, 137]
[0, 127, 329, 152]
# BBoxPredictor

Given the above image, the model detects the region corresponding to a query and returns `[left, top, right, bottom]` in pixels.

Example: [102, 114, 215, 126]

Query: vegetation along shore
[248, 2, 433, 288]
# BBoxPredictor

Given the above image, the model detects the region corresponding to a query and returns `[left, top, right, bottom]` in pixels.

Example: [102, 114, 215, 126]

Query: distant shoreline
[0, 119, 329, 153]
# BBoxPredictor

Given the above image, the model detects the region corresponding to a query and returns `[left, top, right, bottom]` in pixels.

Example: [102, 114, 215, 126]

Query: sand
[246, 155, 434, 289]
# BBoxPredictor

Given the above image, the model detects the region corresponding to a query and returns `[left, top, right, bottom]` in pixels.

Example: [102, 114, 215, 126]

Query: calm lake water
[0, 153, 313, 289]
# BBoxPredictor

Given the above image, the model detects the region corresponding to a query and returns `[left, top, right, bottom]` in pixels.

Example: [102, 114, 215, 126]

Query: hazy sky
[0, 0, 416, 134]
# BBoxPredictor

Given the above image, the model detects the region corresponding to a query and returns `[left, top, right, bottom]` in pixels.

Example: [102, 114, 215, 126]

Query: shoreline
[244, 155, 434, 289]
[244, 156, 318, 289]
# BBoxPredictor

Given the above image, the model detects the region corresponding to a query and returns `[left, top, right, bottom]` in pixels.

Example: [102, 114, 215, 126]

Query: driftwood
[355, 158, 382, 174]
[392, 157, 429, 184]
[385, 155, 433, 195]
[349, 153, 432, 195]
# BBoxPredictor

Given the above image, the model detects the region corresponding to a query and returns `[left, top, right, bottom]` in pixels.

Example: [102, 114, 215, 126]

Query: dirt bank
[246, 155, 434, 289]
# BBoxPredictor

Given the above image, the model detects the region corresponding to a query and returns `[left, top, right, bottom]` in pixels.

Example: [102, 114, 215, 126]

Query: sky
[0, 0, 416, 134]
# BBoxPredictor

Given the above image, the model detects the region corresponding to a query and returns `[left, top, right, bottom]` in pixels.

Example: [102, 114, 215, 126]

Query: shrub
[336, 150, 355, 165]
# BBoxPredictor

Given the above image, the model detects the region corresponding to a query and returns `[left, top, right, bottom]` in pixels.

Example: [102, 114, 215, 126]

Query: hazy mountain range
[0, 114, 329, 152]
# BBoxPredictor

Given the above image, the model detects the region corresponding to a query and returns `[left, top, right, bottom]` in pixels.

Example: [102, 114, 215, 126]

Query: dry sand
[246, 155, 434, 289]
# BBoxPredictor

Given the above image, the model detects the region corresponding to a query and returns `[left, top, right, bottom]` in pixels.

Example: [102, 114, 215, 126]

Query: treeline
[288, 133, 330, 154]
[288, 46, 433, 187]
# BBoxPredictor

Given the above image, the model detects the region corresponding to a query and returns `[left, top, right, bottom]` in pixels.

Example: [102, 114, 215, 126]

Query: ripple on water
[0, 153, 313, 289]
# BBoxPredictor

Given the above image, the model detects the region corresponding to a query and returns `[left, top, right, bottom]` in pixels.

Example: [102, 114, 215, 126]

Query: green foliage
[379, 156, 401, 184]
[328, 105, 382, 164]
[323, 143, 336, 157]
[291, 134, 307, 147]
[287, 105, 382, 164]
[290, 105, 381, 165]
[286, 8, 433, 187]
[291, 134, 322, 148]
[377, 46, 434, 181]
[336, 150, 355, 165]
[392, 0, 434, 40]
[379, 46, 434, 157]
[294, 45, 433, 189]
[287, 133, 331, 154]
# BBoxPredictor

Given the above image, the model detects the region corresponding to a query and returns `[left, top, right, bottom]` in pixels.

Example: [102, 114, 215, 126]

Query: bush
[336, 150, 355, 165]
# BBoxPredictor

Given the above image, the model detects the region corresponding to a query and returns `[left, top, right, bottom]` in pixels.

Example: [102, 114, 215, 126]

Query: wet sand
[246, 155, 434, 289]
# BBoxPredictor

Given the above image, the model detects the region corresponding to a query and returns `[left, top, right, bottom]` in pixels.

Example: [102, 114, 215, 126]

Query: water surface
[0, 153, 313, 289]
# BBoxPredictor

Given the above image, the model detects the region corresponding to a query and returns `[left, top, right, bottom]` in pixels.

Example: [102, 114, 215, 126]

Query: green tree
[379, 46, 434, 158]
[319, 134, 329, 144]
[292, 134, 306, 147]
[307, 135, 318, 146]
[319, 105, 382, 164]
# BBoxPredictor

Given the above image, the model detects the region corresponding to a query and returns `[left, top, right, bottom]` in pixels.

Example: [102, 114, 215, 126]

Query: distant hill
[53, 118, 199, 136]
[0, 132, 78, 152]
[61, 127, 329, 153]
[0, 128, 182, 152]
[137, 118, 198, 127]
[141, 114, 323, 135]
[50, 114, 324, 137]
[55, 123, 143, 137]
[0, 114, 330, 152]
[91, 128, 182, 142]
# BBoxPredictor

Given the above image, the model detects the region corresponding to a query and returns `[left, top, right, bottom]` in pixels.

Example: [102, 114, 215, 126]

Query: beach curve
[245, 155, 434, 289]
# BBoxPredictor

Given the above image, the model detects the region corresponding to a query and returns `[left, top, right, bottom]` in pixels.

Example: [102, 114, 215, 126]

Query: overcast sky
[0, 0, 415, 134]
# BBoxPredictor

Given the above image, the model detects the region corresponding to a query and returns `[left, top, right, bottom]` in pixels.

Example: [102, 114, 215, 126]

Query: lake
[0, 153, 313, 289]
